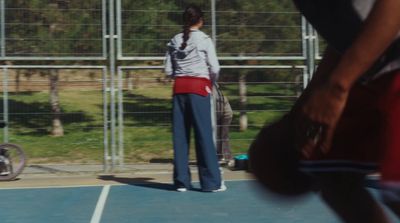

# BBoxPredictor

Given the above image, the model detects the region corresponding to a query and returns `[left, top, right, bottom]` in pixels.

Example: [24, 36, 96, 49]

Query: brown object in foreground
[248, 114, 314, 196]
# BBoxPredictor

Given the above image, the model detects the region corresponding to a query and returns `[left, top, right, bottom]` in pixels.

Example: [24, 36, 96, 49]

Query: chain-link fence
[115, 65, 305, 164]
[0, 66, 108, 167]
[1, 0, 106, 60]
[117, 0, 305, 60]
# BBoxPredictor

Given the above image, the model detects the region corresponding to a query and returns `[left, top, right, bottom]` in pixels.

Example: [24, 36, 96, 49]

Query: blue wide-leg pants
[172, 93, 222, 190]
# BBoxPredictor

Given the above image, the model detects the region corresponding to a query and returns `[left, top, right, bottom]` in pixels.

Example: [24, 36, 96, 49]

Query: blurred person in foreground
[251, 0, 400, 222]
[164, 4, 226, 192]
[295, 0, 400, 222]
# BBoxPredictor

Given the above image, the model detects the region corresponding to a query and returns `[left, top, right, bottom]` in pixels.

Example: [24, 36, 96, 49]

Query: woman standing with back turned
[164, 5, 226, 192]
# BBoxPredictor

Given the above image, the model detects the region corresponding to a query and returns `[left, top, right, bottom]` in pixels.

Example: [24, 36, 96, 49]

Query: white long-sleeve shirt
[164, 29, 220, 82]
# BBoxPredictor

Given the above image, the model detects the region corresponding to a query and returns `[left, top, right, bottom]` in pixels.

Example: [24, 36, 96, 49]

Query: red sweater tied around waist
[173, 76, 212, 97]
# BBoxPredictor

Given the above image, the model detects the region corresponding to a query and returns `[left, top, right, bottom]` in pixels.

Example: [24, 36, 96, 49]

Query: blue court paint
[0, 186, 102, 223]
[101, 180, 342, 223]
[0, 180, 398, 223]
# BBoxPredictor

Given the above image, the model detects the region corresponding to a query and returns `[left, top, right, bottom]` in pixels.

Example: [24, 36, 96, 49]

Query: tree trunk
[295, 73, 303, 97]
[239, 73, 247, 131]
[134, 72, 140, 89]
[15, 70, 21, 93]
[49, 69, 64, 136]
[127, 71, 133, 90]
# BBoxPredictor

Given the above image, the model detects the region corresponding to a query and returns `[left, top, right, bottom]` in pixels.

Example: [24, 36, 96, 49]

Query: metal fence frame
[115, 0, 313, 61]
[0, 0, 108, 60]
[0, 1, 321, 172]
[0, 65, 111, 171]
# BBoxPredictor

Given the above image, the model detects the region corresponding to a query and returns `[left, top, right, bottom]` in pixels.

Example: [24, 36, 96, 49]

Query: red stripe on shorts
[380, 71, 400, 183]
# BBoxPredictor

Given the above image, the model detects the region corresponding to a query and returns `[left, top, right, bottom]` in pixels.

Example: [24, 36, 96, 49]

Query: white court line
[0, 184, 104, 190]
[90, 185, 111, 223]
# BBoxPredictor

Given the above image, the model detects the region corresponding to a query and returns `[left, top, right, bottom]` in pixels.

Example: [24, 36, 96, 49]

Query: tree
[49, 69, 63, 136]
[215, 0, 300, 130]
[5, 0, 102, 136]
[238, 72, 247, 131]
[4, 0, 302, 135]
[120, 0, 179, 57]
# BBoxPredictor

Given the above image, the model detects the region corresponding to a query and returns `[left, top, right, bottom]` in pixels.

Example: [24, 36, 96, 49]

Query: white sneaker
[211, 184, 227, 192]
[227, 159, 235, 168]
[0, 171, 10, 176]
[176, 188, 187, 192]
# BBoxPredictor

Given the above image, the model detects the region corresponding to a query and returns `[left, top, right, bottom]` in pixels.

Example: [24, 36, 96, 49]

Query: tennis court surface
[0, 166, 399, 223]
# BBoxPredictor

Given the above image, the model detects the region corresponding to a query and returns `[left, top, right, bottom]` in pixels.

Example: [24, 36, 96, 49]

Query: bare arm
[299, 0, 400, 157]
[293, 46, 341, 109]
[329, 0, 400, 91]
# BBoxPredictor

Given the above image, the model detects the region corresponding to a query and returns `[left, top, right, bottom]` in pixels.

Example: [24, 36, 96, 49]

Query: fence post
[211, 0, 217, 45]
[0, 0, 5, 58]
[108, 0, 117, 172]
[305, 21, 316, 85]
[102, 67, 110, 173]
[117, 68, 124, 168]
[2, 67, 8, 143]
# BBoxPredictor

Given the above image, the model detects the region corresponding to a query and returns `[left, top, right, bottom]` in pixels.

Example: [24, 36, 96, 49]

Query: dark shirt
[293, 0, 400, 80]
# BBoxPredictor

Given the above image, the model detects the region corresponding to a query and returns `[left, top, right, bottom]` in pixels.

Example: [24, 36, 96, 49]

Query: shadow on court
[98, 175, 176, 191]
[98, 175, 208, 192]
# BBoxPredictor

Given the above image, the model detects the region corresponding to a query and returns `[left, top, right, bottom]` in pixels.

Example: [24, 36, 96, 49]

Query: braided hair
[180, 5, 204, 50]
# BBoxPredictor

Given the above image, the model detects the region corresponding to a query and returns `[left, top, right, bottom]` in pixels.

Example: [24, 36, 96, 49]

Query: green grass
[8, 130, 104, 164]
[0, 79, 299, 164]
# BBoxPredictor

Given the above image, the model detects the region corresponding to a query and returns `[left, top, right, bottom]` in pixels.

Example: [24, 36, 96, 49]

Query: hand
[296, 81, 350, 158]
